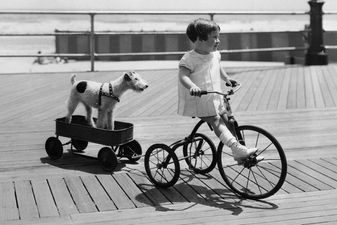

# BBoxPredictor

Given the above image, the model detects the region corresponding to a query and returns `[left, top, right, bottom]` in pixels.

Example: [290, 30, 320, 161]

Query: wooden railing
[0, 3, 336, 71]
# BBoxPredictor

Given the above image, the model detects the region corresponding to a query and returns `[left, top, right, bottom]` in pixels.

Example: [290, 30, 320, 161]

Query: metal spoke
[251, 169, 263, 195]
[258, 164, 281, 176]
[166, 168, 175, 178]
[231, 167, 246, 185]
[245, 169, 251, 193]
[224, 162, 242, 168]
[255, 165, 275, 188]
[255, 132, 260, 148]
[257, 142, 274, 156]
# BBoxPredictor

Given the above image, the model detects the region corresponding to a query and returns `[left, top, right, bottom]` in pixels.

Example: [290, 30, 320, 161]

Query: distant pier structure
[305, 0, 328, 65]
[55, 0, 334, 64]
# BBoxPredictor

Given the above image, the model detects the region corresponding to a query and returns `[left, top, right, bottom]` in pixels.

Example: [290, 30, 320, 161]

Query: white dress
[177, 50, 225, 117]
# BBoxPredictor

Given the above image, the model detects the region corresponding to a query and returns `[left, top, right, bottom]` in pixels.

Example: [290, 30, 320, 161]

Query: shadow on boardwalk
[135, 170, 279, 214]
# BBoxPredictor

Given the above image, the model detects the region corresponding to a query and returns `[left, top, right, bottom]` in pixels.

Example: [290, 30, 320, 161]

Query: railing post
[209, 13, 215, 21]
[90, 13, 95, 71]
[305, 0, 328, 65]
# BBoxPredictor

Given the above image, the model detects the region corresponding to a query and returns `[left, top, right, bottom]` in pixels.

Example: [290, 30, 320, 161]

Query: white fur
[65, 71, 148, 130]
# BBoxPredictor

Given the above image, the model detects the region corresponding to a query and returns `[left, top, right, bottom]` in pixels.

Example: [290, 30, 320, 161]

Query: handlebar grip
[200, 90, 208, 95]
[226, 79, 239, 87]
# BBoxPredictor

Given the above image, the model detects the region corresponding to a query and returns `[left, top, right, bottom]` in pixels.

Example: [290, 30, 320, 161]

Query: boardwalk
[0, 64, 337, 224]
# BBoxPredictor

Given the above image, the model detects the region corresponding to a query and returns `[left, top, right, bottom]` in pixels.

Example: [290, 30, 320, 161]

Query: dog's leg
[84, 104, 95, 127]
[96, 109, 104, 129]
[103, 115, 108, 129]
[107, 111, 114, 130]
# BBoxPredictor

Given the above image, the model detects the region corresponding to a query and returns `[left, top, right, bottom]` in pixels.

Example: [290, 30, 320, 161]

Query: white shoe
[230, 142, 257, 164]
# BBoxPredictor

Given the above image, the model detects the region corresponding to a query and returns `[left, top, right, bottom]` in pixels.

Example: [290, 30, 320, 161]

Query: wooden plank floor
[0, 64, 337, 224]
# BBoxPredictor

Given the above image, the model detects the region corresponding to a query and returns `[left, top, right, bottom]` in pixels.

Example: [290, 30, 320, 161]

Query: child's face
[198, 30, 220, 53]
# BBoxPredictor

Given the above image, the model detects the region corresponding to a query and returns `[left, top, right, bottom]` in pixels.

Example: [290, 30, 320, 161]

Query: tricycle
[144, 84, 287, 200]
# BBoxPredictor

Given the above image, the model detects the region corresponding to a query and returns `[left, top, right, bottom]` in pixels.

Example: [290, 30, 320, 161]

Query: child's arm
[179, 66, 202, 96]
[220, 67, 234, 87]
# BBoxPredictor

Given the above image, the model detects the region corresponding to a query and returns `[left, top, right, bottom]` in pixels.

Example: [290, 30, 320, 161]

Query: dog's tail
[70, 74, 77, 85]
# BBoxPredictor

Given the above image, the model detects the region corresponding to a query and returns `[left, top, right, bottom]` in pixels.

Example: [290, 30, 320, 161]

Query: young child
[178, 18, 257, 164]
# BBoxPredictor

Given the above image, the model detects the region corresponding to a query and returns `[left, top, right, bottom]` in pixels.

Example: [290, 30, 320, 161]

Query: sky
[0, 0, 336, 11]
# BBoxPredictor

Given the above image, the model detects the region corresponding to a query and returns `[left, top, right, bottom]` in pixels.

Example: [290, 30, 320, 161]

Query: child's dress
[178, 50, 225, 117]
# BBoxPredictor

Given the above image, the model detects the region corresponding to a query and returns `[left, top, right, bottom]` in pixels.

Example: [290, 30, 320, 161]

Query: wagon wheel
[71, 139, 88, 151]
[120, 140, 142, 162]
[45, 137, 63, 160]
[98, 147, 118, 172]
[70, 117, 89, 151]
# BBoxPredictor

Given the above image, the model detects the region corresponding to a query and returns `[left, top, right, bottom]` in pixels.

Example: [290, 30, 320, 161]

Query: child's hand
[226, 79, 238, 87]
[190, 86, 202, 97]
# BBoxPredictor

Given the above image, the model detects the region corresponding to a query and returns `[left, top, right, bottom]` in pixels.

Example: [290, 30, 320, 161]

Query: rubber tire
[217, 125, 287, 200]
[70, 116, 89, 151]
[183, 133, 217, 174]
[45, 137, 63, 160]
[120, 140, 142, 162]
[71, 139, 88, 151]
[144, 144, 180, 188]
[98, 147, 118, 172]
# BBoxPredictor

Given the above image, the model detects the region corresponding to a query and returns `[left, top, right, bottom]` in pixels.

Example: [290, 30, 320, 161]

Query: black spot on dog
[76, 81, 87, 93]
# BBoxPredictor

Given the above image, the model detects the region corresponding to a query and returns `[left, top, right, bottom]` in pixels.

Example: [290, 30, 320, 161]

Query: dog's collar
[98, 83, 120, 106]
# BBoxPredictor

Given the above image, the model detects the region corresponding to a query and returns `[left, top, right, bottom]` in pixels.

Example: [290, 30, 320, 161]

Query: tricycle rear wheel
[183, 133, 216, 174]
[145, 144, 180, 188]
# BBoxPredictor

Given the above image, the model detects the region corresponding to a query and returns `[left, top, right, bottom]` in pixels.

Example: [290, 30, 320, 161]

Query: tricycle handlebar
[200, 83, 241, 96]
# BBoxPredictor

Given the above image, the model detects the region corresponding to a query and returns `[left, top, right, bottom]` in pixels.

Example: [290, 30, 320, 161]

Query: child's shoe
[230, 142, 257, 164]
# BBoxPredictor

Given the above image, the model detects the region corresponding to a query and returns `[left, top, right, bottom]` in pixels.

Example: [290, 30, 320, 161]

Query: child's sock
[219, 129, 257, 162]
[219, 128, 237, 147]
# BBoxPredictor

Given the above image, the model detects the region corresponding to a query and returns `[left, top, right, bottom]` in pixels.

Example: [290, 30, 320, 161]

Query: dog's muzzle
[139, 84, 149, 91]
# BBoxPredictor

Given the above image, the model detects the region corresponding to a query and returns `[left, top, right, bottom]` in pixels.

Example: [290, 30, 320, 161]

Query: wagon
[45, 115, 142, 171]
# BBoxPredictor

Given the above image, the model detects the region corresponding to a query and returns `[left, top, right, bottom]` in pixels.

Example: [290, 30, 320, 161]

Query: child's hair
[186, 18, 220, 43]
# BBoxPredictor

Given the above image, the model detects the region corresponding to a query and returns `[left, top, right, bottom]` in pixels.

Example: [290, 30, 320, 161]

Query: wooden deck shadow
[133, 170, 278, 215]
[40, 151, 128, 174]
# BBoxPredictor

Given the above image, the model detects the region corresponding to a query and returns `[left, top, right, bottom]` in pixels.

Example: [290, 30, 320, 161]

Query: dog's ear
[124, 72, 132, 81]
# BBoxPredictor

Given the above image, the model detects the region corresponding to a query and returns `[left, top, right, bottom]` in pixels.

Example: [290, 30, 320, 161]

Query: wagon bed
[56, 115, 134, 146]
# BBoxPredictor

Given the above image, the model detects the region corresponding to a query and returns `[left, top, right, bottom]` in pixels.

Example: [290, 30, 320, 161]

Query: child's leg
[200, 115, 236, 146]
[200, 115, 257, 163]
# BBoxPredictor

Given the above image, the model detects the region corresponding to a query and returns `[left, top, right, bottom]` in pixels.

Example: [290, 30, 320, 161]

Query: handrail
[326, 45, 337, 50]
[0, 47, 308, 58]
[0, 10, 337, 71]
[0, 54, 88, 57]
[0, 30, 308, 36]
[0, 32, 89, 36]
[0, 10, 308, 15]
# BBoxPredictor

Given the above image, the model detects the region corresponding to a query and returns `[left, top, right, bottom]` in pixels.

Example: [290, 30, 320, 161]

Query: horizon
[0, 0, 336, 11]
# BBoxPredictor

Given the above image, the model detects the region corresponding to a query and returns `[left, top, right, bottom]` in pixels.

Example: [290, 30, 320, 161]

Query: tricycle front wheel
[217, 125, 287, 199]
